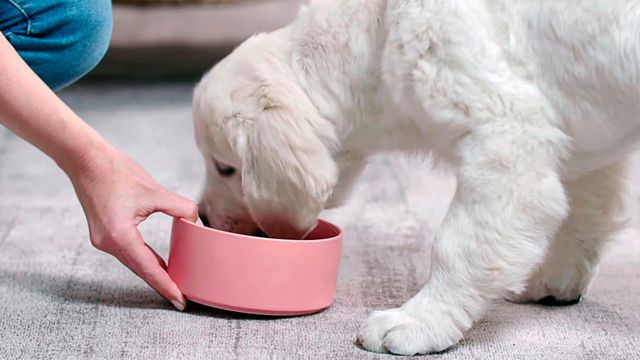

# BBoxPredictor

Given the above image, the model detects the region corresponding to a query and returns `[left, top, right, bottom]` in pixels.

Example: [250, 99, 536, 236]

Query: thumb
[154, 190, 198, 222]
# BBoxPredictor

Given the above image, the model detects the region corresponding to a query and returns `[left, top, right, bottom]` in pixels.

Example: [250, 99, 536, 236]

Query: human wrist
[57, 135, 117, 182]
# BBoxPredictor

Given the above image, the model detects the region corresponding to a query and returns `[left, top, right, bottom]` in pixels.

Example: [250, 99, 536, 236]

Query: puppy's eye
[214, 161, 236, 177]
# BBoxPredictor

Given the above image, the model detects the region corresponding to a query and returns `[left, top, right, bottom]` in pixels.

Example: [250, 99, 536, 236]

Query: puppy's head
[193, 33, 338, 239]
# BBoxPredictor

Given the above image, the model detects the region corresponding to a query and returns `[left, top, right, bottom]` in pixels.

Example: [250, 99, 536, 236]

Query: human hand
[67, 145, 197, 311]
[0, 32, 196, 311]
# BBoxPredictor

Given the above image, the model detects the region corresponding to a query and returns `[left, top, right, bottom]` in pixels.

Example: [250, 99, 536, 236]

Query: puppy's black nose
[198, 212, 210, 228]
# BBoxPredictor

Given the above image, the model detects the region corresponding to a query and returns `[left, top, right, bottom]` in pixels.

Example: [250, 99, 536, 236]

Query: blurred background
[88, 0, 307, 81]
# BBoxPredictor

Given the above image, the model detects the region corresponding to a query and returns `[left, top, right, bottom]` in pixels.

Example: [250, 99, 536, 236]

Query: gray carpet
[0, 83, 638, 359]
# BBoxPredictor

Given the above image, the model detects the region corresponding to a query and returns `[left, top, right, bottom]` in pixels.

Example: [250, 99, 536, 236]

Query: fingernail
[171, 299, 186, 311]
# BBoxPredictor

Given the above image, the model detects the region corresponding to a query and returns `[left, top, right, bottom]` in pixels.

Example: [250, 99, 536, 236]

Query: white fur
[192, 0, 640, 354]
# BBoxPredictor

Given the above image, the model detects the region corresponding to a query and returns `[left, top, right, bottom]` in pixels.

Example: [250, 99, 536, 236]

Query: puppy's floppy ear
[239, 83, 338, 239]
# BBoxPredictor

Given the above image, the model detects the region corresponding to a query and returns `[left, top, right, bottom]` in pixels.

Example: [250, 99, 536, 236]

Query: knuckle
[139, 267, 158, 282]
[101, 226, 128, 247]
[187, 201, 198, 216]
[135, 264, 163, 286]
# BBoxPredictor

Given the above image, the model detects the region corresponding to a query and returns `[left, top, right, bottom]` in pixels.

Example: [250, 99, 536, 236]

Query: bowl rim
[173, 217, 343, 243]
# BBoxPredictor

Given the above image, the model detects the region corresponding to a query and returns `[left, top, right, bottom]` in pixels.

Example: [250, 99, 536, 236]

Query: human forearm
[0, 34, 110, 176]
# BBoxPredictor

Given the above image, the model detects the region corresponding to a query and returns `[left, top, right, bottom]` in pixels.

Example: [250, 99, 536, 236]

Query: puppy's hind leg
[510, 160, 632, 305]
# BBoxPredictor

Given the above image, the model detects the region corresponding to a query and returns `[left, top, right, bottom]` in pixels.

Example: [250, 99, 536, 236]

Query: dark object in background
[87, 1, 303, 81]
[91, 45, 234, 81]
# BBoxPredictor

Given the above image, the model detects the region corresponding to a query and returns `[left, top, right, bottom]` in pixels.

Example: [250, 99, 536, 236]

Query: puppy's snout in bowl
[198, 202, 262, 236]
[199, 211, 269, 238]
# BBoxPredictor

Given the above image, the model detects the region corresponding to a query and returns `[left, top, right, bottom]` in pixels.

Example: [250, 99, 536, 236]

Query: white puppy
[193, 0, 639, 355]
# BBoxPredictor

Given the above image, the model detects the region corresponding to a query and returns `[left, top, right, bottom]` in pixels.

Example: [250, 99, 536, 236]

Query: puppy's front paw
[357, 307, 464, 355]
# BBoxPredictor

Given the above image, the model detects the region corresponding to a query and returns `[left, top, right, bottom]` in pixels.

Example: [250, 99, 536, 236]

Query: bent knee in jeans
[0, 0, 113, 91]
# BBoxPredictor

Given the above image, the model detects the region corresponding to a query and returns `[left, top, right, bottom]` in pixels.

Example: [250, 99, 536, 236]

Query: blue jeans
[0, 0, 112, 91]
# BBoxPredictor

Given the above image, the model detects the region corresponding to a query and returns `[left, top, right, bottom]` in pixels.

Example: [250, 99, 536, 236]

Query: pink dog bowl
[167, 218, 343, 316]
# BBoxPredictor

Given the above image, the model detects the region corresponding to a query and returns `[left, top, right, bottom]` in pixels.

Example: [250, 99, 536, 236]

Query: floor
[0, 83, 638, 359]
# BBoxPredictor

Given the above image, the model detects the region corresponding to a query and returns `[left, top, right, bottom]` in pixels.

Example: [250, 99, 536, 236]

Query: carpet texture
[0, 83, 638, 359]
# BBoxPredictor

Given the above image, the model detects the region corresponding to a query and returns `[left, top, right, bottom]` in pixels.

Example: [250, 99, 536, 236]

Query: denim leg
[0, 0, 113, 91]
